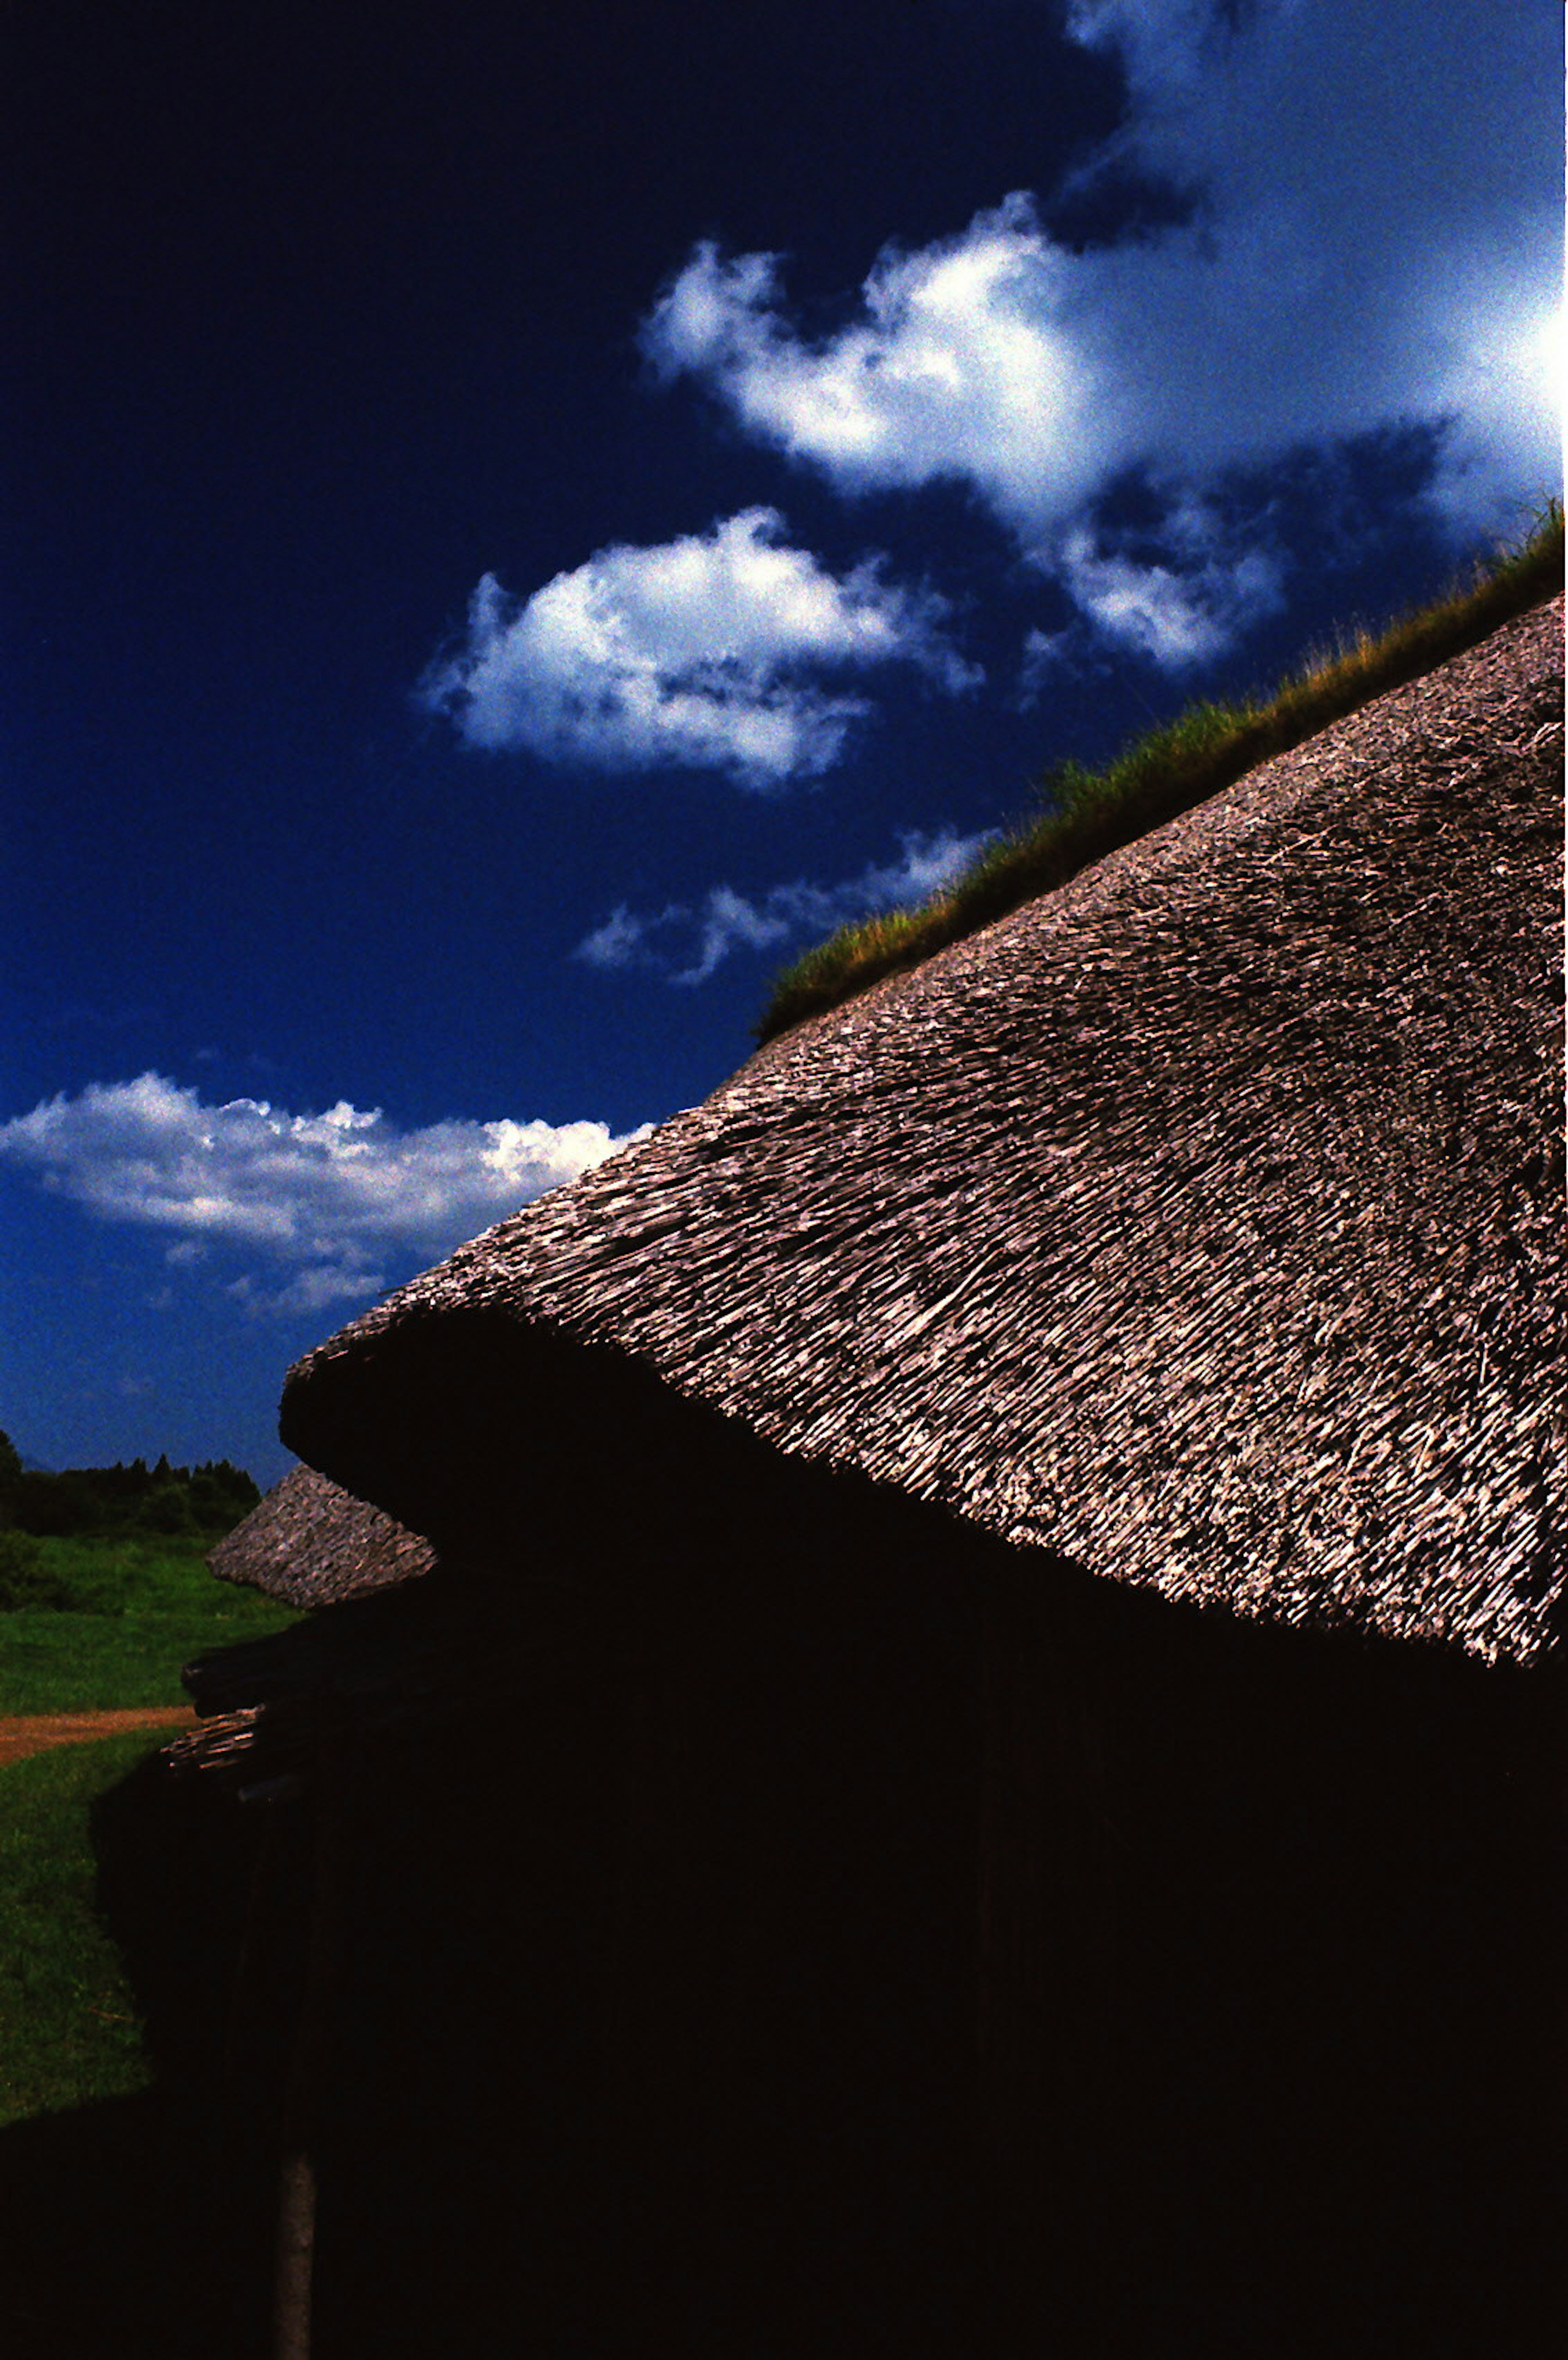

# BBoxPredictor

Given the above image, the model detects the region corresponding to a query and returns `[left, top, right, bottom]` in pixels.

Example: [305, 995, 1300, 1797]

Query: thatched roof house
[283, 592, 1564, 1663]
[177, 592, 1563, 2359]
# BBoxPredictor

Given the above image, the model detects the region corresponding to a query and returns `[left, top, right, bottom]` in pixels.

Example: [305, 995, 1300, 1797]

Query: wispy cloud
[644, 0, 1560, 663]
[224, 1265, 401, 1321]
[0, 1074, 646, 1316]
[576, 826, 992, 986]
[421, 506, 979, 787]
[1054, 502, 1287, 669]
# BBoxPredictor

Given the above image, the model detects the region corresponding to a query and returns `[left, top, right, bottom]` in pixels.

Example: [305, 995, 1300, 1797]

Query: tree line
[0, 1430, 260, 1543]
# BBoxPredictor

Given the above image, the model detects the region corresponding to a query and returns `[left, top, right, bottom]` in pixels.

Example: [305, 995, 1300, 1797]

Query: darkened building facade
[162, 594, 1563, 2355]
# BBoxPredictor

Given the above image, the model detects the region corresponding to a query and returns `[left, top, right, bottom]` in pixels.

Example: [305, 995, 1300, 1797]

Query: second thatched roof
[281, 594, 1565, 1666]
[208, 1463, 436, 1607]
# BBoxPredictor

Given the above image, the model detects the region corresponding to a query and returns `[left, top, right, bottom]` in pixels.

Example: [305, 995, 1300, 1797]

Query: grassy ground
[0, 1726, 265, 2350]
[757, 501, 1565, 1041]
[0, 1535, 297, 1714]
[0, 1732, 173, 2126]
[0, 1535, 296, 2128]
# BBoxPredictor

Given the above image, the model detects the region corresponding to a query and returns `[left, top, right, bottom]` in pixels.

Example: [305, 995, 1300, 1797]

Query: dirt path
[0, 1708, 196, 1768]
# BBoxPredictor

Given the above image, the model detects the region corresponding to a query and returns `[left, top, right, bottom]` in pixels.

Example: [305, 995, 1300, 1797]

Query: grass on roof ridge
[755, 501, 1564, 1045]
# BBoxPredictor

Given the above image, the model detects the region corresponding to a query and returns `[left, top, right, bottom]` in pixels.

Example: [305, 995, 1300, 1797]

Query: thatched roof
[208, 1463, 436, 1607]
[282, 594, 1565, 1667]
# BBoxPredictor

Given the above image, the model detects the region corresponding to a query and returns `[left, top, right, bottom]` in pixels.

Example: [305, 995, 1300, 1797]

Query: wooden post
[273, 1723, 351, 2360]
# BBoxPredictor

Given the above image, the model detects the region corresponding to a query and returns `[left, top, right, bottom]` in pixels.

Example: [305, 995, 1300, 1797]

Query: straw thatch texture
[209, 1463, 436, 1607]
[284, 596, 1565, 1666]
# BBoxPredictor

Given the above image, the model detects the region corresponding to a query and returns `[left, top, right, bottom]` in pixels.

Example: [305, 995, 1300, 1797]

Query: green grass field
[0, 1535, 296, 2124]
[0, 1535, 296, 1714]
[0, 1732, 174, 2126]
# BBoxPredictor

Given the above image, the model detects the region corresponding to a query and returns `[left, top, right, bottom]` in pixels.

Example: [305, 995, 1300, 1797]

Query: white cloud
[575, 903, 660, 971]
[644, 0, 1561, 655]
[0, 1074, 645, 1317]
[1057, 504, 1287, 668]
[225, 1262, 391, 1321]
[421, 506, 979, 787]
[1062, 0, 1561, 534]
[645, 209, 1112, 545]
[576, 826, 992, 986]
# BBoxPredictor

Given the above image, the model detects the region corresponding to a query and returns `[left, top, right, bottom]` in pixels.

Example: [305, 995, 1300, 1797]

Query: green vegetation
[757, 502, 1565, 1043]
[0, 1582, 295, 1716]
[4, 1446, 259, 1545]
[2, 1530, 274, 1621]
[0, 1429, 294, 1711]
[0, 1533, 295, 1712]
[0, 1732, 169, 2125]
[0, 1435, 289, 2136]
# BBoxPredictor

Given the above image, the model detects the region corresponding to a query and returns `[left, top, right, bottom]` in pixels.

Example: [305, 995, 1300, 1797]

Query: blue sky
[2, 0, 1560, 1485]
